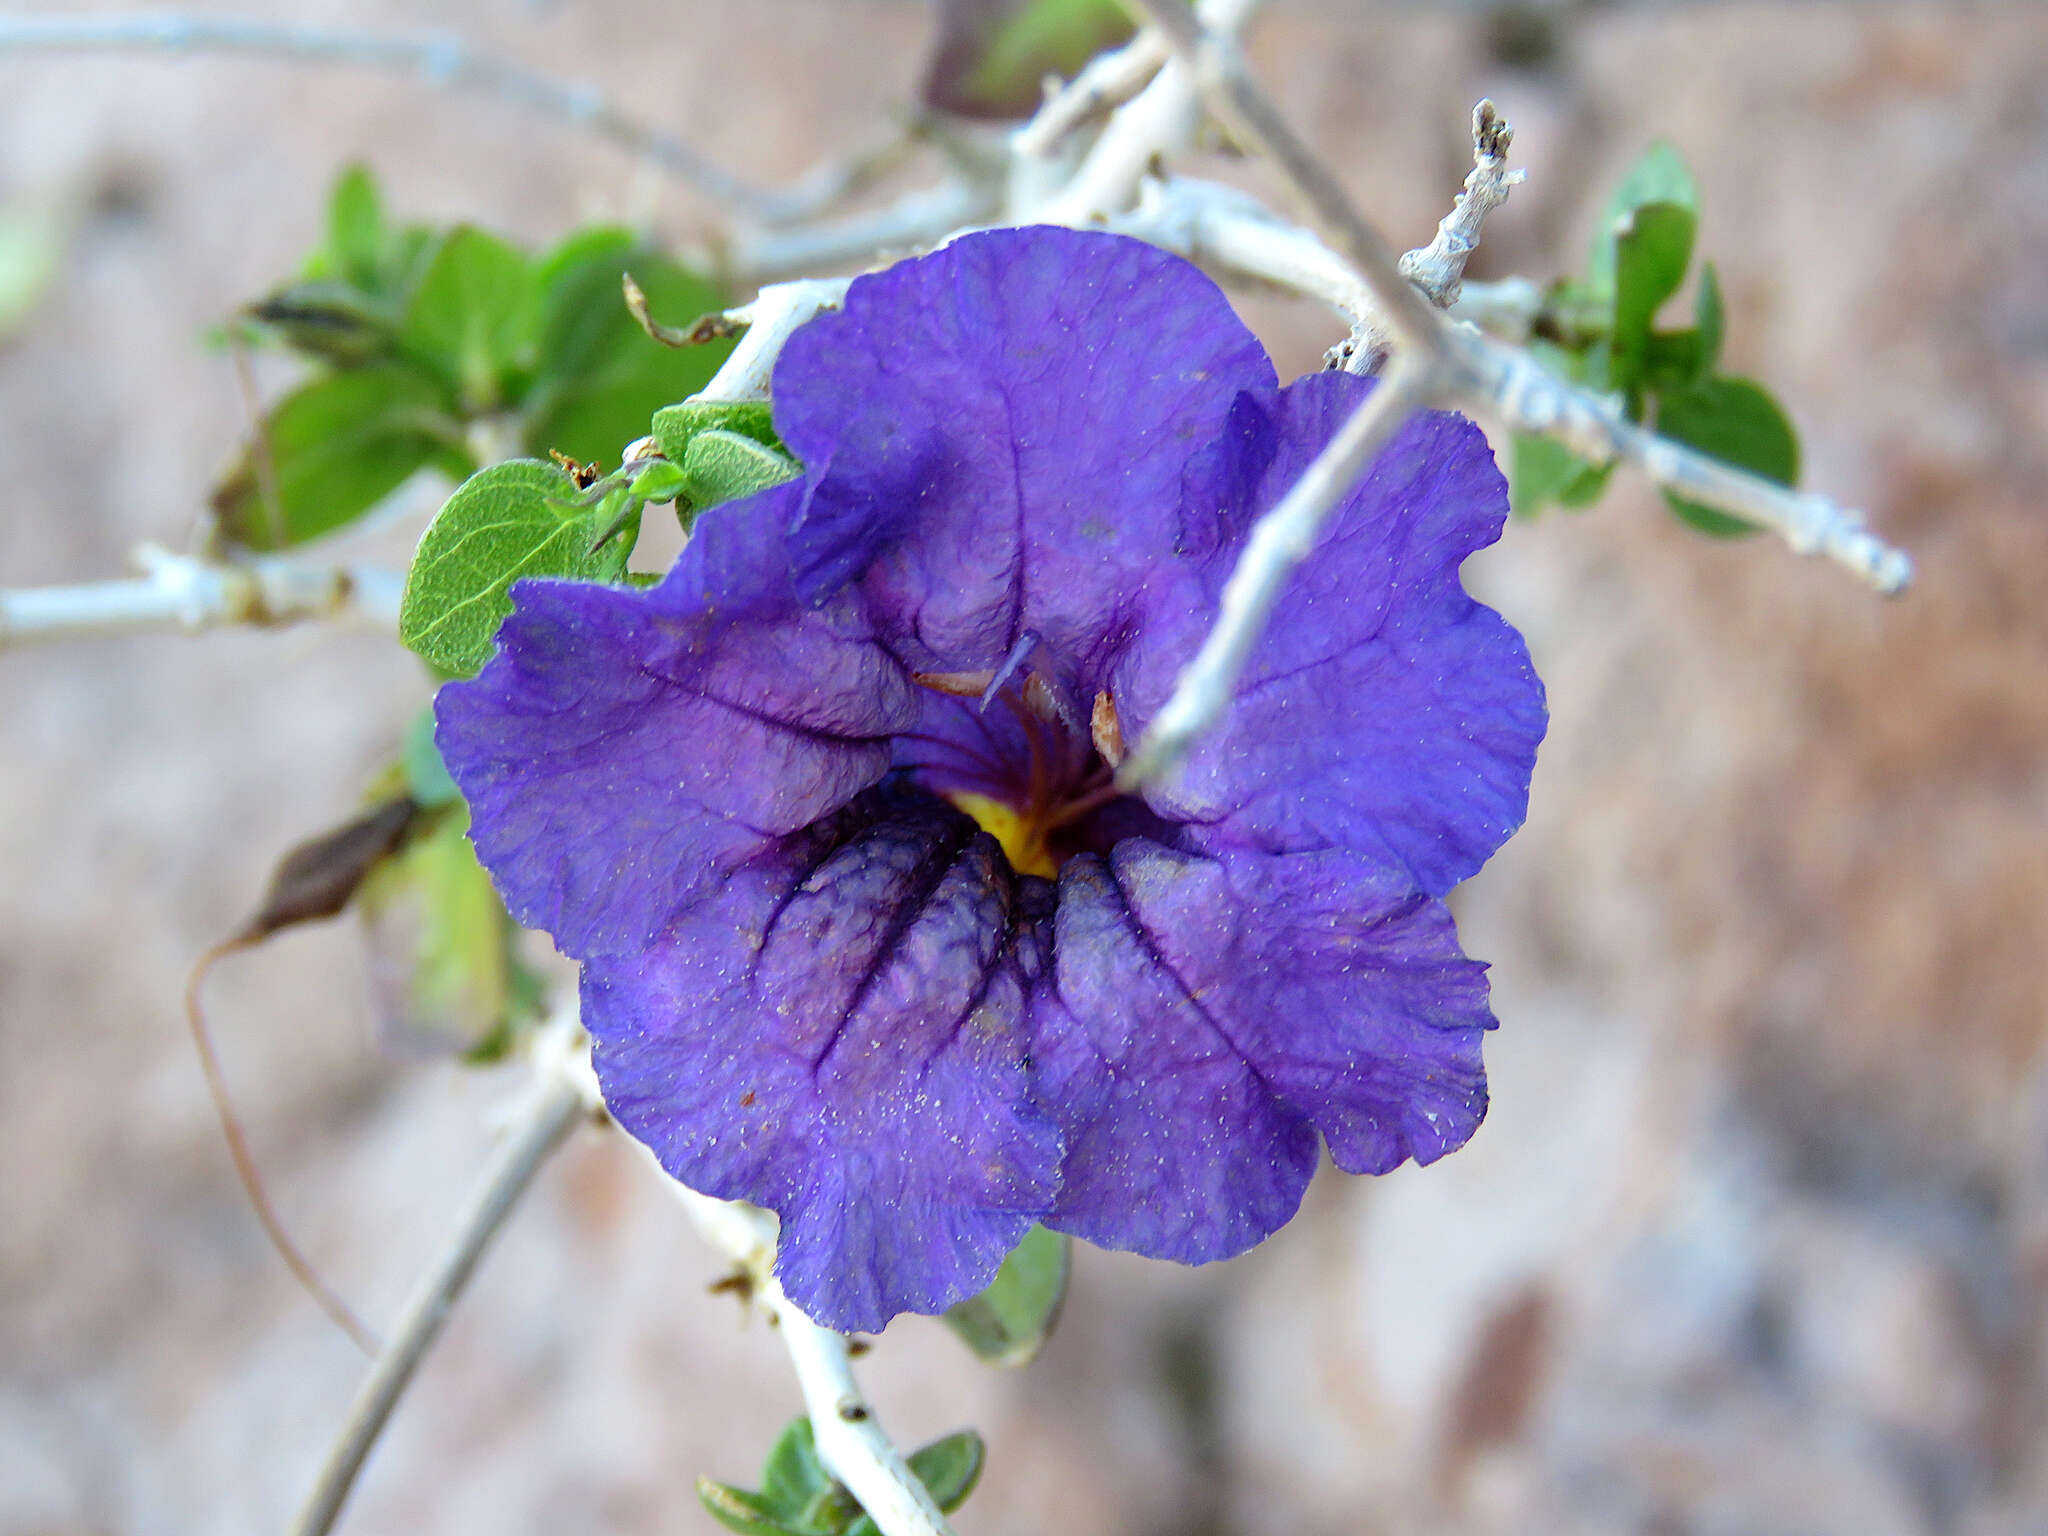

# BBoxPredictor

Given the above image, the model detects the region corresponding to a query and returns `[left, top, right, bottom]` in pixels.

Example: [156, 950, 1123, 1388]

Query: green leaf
[1640, 329, 1702, 395]
[1694, 260, 1724, 381]
[400, 706, 463, 809]
[0, 195, 69, 340]
[401, 226, 538, 412]
[908, 1432, 986, 1513]
[844, 1434, 986, 1536]
[212, 363, 466, 550]
[356, 805, 529, 1058]
[1654, 375, 1800, 537]
[651, 398, 782, 462]
[1509, 432, 1611, 519]
[924, 0, 1136, 118]
[697, 1478, 814, 1536]
[625, 457, 689, 506]
[943, 1225, 1069, 1366]
[1588, 141, 1698, 296]
[522, 233, 731, 468]
[398, 458, 635, 676]
[243, 281, 404, 368]
[1609, 200, 1696, 398]
[711, 1418, 984, 1536]
[680, 430, 801, 522]
[760, 1420, 835, 1510]
[327, 164, 386, 291]
[702, 1419, 856, 1536]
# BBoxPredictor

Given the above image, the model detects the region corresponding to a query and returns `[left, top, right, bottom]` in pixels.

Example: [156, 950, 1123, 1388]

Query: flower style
[436, 227, 1546, 1333]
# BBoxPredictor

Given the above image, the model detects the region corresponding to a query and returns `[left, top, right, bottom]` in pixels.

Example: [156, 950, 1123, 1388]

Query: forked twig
[1115, 0, 1912, 788]
[666, 1190, 959, 1536]
[1117, 359, 1430, 787]
[0, 13, 869, 225]
[289, 1016, 594, 1536]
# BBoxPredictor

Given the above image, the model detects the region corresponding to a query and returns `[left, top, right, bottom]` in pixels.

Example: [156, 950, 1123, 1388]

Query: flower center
[902, 667, 1132, 880]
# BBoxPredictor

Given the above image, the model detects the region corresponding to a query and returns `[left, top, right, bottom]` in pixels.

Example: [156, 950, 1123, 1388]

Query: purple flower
[437, 227, 1546, 1332]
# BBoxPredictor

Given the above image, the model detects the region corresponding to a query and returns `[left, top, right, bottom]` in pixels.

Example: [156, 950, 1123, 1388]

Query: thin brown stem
[185, 943, 380, 1354]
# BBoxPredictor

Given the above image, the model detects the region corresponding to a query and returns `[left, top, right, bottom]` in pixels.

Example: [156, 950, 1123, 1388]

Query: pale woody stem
[290, 1014, 595, 1536]
[0, 13, 845, 223]
[1117, 360, 1430, 789]
[618, 1109, 959, 1536]
[1116, 0, 1912, 791]
[0, 545, 402, 648]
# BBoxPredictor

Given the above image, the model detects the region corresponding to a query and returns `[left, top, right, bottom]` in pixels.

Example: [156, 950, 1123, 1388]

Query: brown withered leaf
[228, 796, 419, 946]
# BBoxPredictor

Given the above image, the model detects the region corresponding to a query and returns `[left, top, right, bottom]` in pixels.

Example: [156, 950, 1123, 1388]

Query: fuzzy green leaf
[211, 363, 465, 550]
[243, 281, 404, 369]
[400, 706, 463, 809]
[760, 1420, 835, 1510]
[697, 1478, 815, 1536]
[1655, 375, 1800, 538]
[1693, 261, 1725, 381]
[844, 1433, 986, 1536]
[651, 398, 783, 463]
[402, 226, 537, 412]
[942, 1225, 1069, 1367]
[1588, 141, 1698, 296]
[0, 196, 68, 340]
[680, 429, 801, 522]
[326, 164, 386, 292]
[1610, 200, 1696, 397]
[1509, 432, 1611, 519]
[398, 458, 633, 676]
[357, 804, 531, 1059]
[923, 0, 1135, 118]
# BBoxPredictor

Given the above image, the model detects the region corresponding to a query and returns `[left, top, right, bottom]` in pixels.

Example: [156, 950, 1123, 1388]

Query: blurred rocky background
[2, 2, 2044, 1533]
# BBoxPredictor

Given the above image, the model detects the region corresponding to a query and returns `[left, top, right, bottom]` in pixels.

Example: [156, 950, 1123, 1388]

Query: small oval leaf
[398, 459, 634, 677]
[942, 1223, 1069, 1367]
[1655, 375, 1800, 538]
[211, 364, 464, 550]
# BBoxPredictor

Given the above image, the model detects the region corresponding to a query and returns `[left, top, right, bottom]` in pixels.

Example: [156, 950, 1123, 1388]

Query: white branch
[679, 1196, 956, 1536]
[0, 12, 825, 223]
[1112, 175, 1372, 326]
[532, 1002, 952, 1536]
[1456, 330, 1914, 591]
[664, 1188, 958, 1536]
[729, 180, 994, 285]
[1329, 98, 1524, 374]
[1399, 100, 1522, 309]
[1010, 30, 1168, 162]
[290, 1013, 595, 1536]
[691, 279, 854, 404]
[1447, 275, 1544, 342]
[0, 544, 402, 649]
[1117, 360, 1429, 787]
[1116, 0, 1913, 786]
[1026, 0, 1262, 226]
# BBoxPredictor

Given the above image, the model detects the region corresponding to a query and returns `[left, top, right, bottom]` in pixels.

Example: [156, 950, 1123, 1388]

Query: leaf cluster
[398, 399, 800, 678]
[212, 165, 735, 552]
[699, 1419, 984, 1536]
[1508, 142, 1801, 537]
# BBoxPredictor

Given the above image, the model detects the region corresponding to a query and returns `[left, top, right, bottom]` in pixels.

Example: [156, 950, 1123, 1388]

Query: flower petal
[436, 484, 919, 958]
[586, 786, 1064, 1333]
[1122, 373, 1547, 895]
[1031, 837, 1493, 1262]
[771, 226, 1278, 684]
